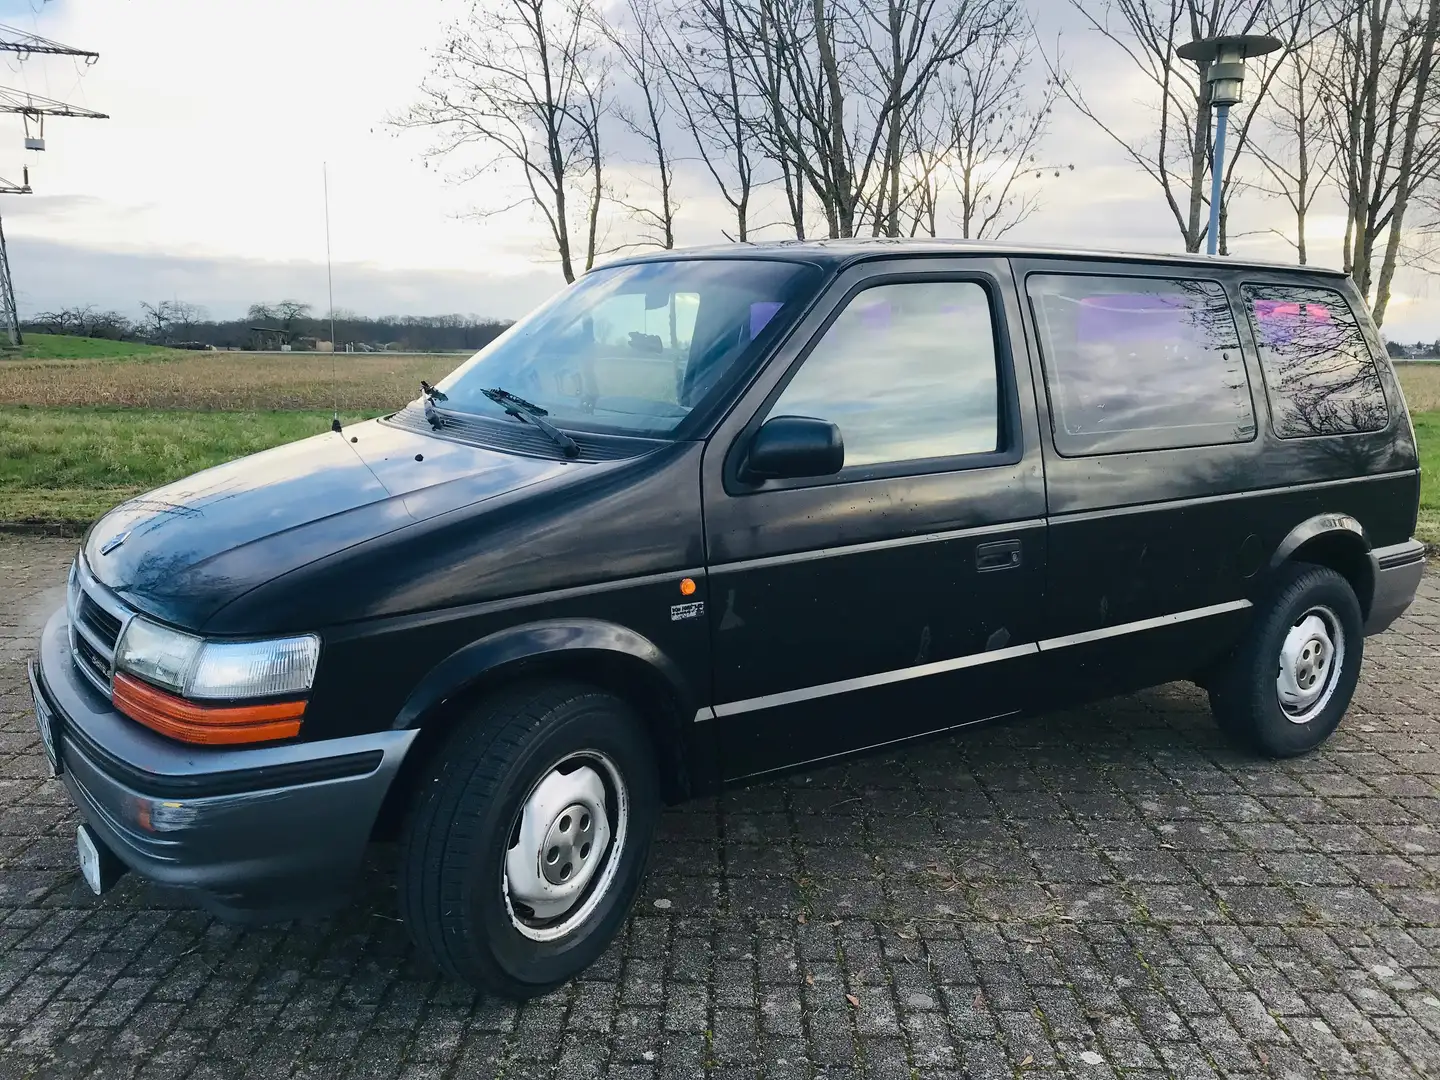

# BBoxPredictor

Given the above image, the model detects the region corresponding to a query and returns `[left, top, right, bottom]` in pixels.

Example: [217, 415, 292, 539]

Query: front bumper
[1366, 539, 1428, 636]
[32, 607, 416, 922]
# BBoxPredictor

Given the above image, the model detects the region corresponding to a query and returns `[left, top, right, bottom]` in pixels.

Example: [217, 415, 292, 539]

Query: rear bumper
[33, 607, 416, 922]
[1366, 539, 1428, 636]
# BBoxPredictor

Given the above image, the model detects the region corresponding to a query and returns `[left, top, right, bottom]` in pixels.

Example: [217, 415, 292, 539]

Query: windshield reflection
[435, 259, 820, 438]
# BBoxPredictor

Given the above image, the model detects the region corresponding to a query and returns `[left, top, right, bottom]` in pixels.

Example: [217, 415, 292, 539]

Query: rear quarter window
[1241, 283, 1388, 438]
[1026, 274, 1256, 456]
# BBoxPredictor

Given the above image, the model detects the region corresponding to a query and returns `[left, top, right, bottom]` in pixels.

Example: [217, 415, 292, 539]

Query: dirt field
[0, 351, 459, 411]
[1395, 362, 1440, 411]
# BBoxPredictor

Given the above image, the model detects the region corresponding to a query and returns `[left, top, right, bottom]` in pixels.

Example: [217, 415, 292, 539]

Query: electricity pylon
[0, 27, 106, 346]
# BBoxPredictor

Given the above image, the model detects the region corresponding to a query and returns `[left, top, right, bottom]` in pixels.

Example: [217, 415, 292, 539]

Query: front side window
[435, 259, 821, 437]
[1027, 274, 1256, 456]
[1241, 283, 1388, 438]
[766, 280, 1001, 470]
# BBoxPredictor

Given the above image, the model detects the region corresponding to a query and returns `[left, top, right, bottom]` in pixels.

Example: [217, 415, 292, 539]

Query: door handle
[975, 539, 1022, 572]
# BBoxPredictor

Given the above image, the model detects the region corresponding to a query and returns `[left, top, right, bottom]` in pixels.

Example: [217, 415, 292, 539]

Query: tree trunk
[1186, 71, 1211, 253]
[1373, 0, 1440, 325]
[813, 0, 852, 237]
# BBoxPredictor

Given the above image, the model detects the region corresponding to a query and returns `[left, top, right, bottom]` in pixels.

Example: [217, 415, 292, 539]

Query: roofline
[593, 239, 1347, 279]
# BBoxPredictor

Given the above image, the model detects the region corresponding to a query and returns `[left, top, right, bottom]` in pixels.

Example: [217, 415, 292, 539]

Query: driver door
[700, 258, 1048, 782]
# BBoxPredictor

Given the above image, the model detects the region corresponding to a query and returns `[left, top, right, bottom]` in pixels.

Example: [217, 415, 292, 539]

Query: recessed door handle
[976, 539, 1022, 571]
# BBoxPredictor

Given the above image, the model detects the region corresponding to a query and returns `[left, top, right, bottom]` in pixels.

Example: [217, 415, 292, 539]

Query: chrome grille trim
[70, 556, 134, 701]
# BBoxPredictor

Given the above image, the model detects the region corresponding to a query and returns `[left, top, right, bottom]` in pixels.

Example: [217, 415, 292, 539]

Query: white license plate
[28, 663, 59, 778]
[76, 826, 103, 896]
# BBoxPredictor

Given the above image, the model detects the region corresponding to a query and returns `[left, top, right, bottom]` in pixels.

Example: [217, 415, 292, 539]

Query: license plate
[76, 826, 104, 896]
[27, 661, 61, 778]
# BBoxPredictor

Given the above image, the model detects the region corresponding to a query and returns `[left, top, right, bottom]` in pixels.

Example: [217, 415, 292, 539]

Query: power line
[0, 86, 106, 118]
[0, 24, 98, 61]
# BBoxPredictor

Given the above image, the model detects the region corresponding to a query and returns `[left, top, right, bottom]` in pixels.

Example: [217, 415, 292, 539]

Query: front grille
[74, 633, 109, 685]
[78, 594, 122, 648]
[69, 560, 131, 700]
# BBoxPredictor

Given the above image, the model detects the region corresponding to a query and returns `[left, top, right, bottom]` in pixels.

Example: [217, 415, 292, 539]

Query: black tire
[398, 680, 659, 996]
[1208, 562, 1364, 758]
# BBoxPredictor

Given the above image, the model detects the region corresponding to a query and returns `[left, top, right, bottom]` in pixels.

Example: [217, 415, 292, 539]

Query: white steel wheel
[503, 750, 629, 941]
[1276, 605, 1344, 725]
[1209, 562, 1363, 759]
[397, 680, 659, 998]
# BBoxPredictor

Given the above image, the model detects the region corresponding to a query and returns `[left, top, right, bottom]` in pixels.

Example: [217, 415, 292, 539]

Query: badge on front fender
[670, 602, 705, 622]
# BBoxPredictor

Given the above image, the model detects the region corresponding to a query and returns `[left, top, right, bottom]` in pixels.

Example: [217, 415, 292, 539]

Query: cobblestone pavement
[2, 535, 1440, 1079]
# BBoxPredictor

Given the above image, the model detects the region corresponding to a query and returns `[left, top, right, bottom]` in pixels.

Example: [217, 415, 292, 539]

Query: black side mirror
[742, 415, 844, 482]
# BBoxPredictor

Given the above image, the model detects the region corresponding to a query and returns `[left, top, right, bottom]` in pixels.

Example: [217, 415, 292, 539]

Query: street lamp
[1177, 33, 1282, 255]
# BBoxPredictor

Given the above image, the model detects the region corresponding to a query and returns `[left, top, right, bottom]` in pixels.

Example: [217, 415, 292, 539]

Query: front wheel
[398, 681, 659, 996]
[1209, 562, 1364, 758]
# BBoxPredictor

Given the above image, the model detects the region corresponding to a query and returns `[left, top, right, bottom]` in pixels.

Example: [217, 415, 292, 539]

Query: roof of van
[606, 237, 1347, 276]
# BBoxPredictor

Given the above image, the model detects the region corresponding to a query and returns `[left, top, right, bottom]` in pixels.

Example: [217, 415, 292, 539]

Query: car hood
[83, 418, 573, 628]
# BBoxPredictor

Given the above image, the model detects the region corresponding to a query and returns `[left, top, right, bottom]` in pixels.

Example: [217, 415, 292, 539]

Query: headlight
[115, 617, 319, 700]
[66, 560, 80, 625]
[115, 618, 202, 694]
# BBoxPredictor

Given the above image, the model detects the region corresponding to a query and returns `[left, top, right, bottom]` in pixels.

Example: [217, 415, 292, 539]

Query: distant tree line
[1386, 339, 1440, 358]
[23, 299, 512, 352]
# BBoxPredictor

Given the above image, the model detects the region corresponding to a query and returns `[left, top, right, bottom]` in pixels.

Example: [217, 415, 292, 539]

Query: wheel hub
[1277, 608, 1343, 724]
[503, 753, 625, 940]
[539, 802, 598, 886]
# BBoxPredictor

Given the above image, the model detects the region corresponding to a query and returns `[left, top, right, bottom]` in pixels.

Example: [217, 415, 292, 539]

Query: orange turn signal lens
[112, 672, 306, 746]
[680, 577, 697, 596]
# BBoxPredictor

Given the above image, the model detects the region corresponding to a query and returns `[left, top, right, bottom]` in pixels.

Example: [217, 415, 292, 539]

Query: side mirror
[742, 415, 844, 482]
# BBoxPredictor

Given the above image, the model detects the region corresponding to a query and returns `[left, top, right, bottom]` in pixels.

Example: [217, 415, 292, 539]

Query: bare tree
[1321, 0, 1440, 324]
[248, 300, 313, 342]
[943, 13, 1065, 239]
[662, 0, 761, 240]
[1045, 0, 1313, 253]
[603, 0, 680, 247]
[167, 301, 207, 339]
[139, 301, 171, 341]
[400, 0, 611, 283]
[732, 0, 1010, 238]
[1249, 25, 1338, 263]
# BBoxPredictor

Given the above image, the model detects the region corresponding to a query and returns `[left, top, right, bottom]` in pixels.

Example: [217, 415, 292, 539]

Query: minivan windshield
[434, 258, 821, 438]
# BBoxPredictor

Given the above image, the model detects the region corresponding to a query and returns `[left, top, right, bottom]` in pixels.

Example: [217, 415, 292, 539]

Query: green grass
[10, 333, 183, 361]
[1413, 410, 1439, 547]
[1, 399, 1438, 539]
[0, 407, 375, 524]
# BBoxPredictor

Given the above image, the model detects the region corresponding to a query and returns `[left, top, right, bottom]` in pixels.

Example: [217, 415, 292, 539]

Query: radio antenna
[324, 162, 339, 433]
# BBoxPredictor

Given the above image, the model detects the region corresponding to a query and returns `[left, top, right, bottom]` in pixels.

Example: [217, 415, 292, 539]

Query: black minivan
[31, 240, 1425, 995]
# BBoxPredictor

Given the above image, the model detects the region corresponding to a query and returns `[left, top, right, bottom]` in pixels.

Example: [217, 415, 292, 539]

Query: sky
[0, 0, 1437, 339]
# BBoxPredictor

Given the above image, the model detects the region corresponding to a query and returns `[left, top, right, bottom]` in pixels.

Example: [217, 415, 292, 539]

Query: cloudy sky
[2, 0, 1437, 338]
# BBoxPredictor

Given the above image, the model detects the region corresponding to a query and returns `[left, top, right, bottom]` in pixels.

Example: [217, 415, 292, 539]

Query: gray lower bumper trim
[1366, 539, 1427, 635]
[35, 607, 417, 921]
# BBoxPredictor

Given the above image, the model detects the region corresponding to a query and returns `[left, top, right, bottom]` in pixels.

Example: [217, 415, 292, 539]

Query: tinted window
[1241, 283, 1388, 438]
[436, 259, 820, 437]
[1027, 275, 1256, 455]
[767, 281, 1000, 469]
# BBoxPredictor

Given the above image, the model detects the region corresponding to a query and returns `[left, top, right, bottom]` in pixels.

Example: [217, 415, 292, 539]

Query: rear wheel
[398, 681, 659, 996]
[1208, 562, 1364, 758]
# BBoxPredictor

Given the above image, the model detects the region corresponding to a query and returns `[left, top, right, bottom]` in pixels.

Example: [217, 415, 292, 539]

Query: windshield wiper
[481, 387, 580, 459]
[419, 381, 449, 430]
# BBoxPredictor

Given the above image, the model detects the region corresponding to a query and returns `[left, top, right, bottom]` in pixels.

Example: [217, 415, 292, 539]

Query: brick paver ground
[2, 534, 1439, 1079]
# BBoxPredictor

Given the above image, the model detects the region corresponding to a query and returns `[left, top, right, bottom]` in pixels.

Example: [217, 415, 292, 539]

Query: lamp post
[1177, 34, 1282, 255]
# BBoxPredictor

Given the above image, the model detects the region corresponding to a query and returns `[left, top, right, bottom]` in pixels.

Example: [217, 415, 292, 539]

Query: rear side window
[767, 280, 1000, 469]
[1241, 284, 1388, 438]
[1027, 275, 1255, 456]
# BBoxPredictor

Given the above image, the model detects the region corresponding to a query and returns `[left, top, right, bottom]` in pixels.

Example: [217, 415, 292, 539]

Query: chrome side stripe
[710, 518, 1046, 576]
[1035, 599, 1252, 651]
[708, 642, 1039, 719]
[695, 598, 1253, 720]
